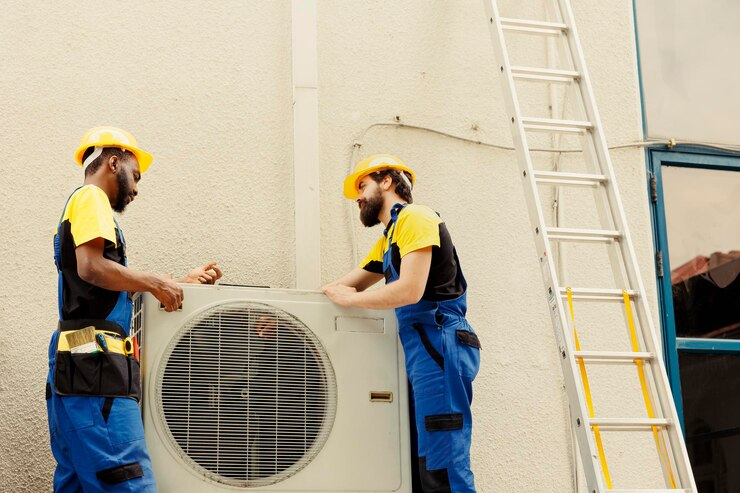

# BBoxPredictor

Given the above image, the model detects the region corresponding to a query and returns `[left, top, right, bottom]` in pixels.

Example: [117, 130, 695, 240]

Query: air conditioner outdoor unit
[135, 284, 411, 492]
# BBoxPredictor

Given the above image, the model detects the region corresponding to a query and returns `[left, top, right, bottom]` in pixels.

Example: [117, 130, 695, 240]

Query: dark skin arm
[183, 262, 223, 284]
[76, 237, 184, 312]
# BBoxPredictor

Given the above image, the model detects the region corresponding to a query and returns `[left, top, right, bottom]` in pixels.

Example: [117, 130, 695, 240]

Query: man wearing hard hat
[323, 155, 480, 493]
[46, 127, 223, 492]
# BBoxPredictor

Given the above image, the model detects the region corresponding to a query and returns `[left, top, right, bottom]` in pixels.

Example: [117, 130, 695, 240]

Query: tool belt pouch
[53, 322, 141, 401]
[54, 351, 141, 401]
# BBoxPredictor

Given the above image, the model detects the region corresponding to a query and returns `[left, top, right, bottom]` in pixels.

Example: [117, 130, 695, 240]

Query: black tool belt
[54, 319, 142, 402]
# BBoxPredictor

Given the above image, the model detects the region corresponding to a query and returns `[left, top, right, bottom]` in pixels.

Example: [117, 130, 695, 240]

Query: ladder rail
[483, 0, 697, 491]
[541, 0, 627, 297]
[482, 2, 608, 491]
[543, 1, 691, 488]
[554, 0, 695, 488]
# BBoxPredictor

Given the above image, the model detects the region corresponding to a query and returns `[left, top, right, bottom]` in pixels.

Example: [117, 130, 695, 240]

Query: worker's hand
[153, 275, 184, 312]
[322, 284, 358, 307]
[186, 261, 223, 284]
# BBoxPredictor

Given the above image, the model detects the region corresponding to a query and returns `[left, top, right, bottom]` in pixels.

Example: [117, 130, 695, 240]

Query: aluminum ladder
[481, 1, 697, 491]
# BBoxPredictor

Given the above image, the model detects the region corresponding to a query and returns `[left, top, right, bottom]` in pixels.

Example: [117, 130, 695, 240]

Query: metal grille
[156, 302, 337, 487]
[130, 293, 143, 343]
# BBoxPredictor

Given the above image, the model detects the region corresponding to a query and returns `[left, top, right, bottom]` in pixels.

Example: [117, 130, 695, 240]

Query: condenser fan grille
[157, 302, 337, 487]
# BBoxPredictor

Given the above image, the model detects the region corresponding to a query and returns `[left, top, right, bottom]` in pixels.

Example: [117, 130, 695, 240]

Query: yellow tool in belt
[58, 328, 133, 356]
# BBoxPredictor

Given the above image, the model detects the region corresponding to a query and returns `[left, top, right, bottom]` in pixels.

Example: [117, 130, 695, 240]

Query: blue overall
[385, 204, 480, 493]
[46, 190, 155, 492]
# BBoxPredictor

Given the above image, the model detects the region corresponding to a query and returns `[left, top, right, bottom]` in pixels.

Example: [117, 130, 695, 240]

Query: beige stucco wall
[0, 1, 652, 491]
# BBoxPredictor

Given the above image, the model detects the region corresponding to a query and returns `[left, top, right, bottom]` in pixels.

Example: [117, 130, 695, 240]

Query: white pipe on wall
[292, 0, 321, 289]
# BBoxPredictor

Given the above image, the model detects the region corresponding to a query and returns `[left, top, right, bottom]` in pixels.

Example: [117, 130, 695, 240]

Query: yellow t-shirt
[360, 204, 464, 301]
[59, 185, 117, 247]
[55, 185, 125, 320]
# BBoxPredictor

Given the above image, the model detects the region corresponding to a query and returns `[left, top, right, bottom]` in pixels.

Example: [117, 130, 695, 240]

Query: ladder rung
[559, 287, 638, 301]
[574, 351, 655, 363]
[588, 417, 671, 430]
[533, 170, 607, 188]
[500, 18, 568, 36]
[545, 227, 621, 242]
[511, 66, 580, 84]
[487, 3, 695, 487]
[521, 117, 593, 134]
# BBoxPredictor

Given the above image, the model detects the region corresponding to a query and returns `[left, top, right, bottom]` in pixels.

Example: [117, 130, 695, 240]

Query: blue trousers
[46, 333, 155, 493]
[398, 309, 480, 493]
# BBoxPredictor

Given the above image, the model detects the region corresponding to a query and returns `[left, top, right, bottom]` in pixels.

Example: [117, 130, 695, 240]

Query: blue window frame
[648, 146, 740, 427]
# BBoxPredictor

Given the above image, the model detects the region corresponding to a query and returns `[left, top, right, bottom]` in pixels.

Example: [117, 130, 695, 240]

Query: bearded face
[112, 157, 139, 213]
[112, 169, 132, 213]
[358, 183, 384, 227]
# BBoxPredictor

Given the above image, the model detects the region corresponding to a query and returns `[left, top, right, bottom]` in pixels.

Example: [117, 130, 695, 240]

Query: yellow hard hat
[74, 126, 153, 173]
[343, 154, 415, 199]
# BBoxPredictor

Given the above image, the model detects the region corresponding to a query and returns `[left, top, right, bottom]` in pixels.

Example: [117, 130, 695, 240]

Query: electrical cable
[353, 121, 740, 154]
[346, 120, 740, 267]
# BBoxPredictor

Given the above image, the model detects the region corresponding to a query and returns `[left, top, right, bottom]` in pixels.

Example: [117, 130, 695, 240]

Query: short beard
[359, 189, 383, 227]
[112, 171, 131, 213]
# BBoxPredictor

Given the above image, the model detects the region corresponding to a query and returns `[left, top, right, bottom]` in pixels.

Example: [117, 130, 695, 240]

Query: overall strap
[112, 216, 127, 266]
[55, 187, 82, 319]
[382, 203, 407, 283]
[54, 187, 82, 272]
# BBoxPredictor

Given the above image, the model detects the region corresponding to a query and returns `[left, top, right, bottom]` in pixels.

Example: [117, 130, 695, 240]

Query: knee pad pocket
[425, 413, 463, 432]
[96, 461, 143, 485]
[418, 457, 452, 493]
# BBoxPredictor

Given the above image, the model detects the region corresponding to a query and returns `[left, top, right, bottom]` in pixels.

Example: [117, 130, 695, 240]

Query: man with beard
[47, 126, 222, 492]
[322, 154, 480, 493]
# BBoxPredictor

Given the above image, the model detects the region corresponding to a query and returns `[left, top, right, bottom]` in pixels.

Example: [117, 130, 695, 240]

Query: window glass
[663, 166, 740, 338]
[679, 352, 740, 491]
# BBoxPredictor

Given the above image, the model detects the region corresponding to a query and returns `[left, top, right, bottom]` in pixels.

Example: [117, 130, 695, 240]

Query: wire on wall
[354, 121, 740, 155]
[345, 120, 740, 268]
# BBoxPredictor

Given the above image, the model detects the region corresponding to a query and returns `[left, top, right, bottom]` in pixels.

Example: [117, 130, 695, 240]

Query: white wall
[0, 1, 653, 491]
[635, 0, 740, 146]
